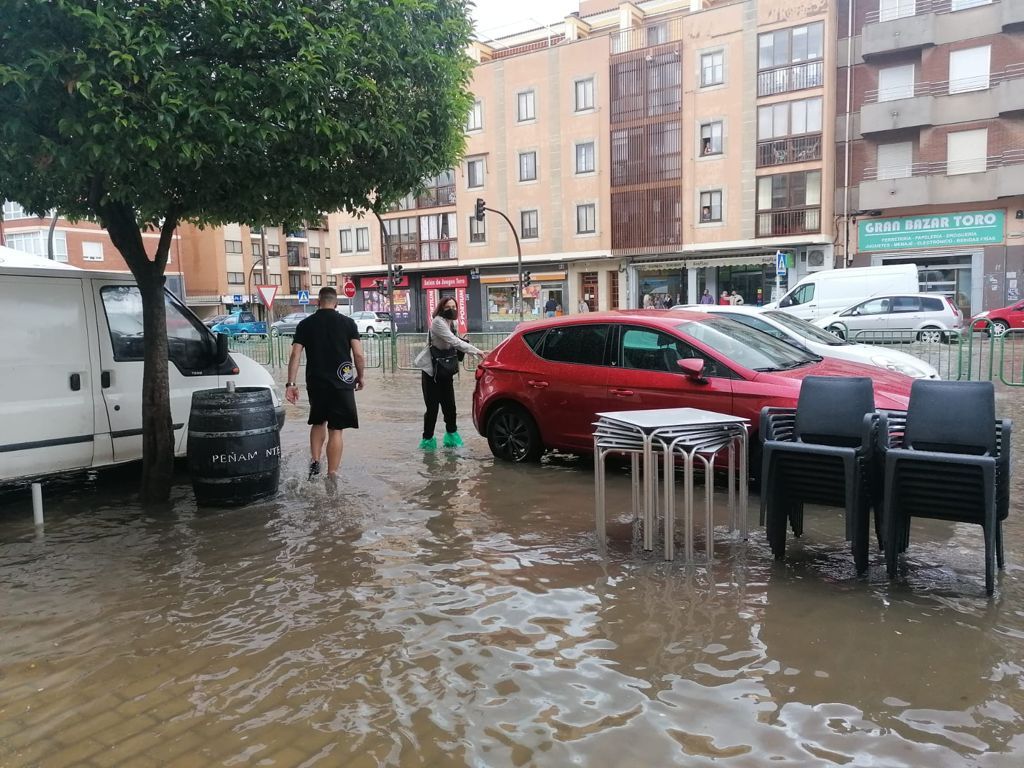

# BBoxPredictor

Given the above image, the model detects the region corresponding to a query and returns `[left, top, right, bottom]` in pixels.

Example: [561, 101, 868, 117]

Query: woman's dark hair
[433, 297, 458, 317]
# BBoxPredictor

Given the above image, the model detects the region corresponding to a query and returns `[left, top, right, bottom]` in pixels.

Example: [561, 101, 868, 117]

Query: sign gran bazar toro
[858, 210, 1005, 252]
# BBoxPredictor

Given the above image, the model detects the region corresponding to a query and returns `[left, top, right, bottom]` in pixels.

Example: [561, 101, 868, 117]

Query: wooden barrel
[187, 387, 281, 507]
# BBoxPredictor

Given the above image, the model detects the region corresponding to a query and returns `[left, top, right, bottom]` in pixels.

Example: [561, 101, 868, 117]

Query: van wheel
[487, 405, 543, 463]
[917, 328, 943, 344]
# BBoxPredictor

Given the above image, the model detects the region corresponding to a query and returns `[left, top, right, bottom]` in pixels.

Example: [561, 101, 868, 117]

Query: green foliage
[0, 0, 474, 230]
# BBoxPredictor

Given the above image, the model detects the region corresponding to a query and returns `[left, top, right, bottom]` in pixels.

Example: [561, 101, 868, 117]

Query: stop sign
[342, 280, 356, 298]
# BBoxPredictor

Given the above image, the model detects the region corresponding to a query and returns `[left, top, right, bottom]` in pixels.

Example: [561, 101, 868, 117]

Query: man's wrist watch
[285, 382, 296, 387]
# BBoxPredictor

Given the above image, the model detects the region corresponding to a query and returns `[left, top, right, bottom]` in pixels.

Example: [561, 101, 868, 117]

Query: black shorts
[306, 381, 358, 430]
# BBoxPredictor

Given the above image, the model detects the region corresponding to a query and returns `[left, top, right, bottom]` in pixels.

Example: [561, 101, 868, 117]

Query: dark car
[270, 312, 311, 336]
[472, 310, 914, 463]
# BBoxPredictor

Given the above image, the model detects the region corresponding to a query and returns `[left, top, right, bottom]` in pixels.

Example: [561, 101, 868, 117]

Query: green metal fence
[228, 331, 387, 370]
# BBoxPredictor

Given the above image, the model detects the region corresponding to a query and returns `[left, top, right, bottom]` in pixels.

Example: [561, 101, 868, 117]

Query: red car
[972, 301, 1024, 335]
[472, 310, 913, 462]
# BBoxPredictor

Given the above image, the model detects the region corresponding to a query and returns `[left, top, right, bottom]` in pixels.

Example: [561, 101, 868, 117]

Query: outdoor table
[593, 408, 750, 561]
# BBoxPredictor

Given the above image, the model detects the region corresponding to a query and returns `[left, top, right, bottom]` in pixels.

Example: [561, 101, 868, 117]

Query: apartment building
[839, 0, 1024, 315]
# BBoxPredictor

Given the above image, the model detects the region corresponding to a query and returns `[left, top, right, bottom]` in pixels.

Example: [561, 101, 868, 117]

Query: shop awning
[480, 271, 566, 284]
[683, 254, 777, 269]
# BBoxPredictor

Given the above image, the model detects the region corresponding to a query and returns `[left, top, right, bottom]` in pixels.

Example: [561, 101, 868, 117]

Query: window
[5, 230, 68, 261]
[308, 247, 320, 259]
[951, 0, 992, 10]
[877, 142, 913, 180]
[879, 0, 917, 21]
[328, 275, 337, 286]
[757, 97, 823, 138]
[2, 200, 33, 220]
[100, 286, 210, 370]
[417, 169, 456, 208]
[269, 273, 282, 285]
[646, 22, 669, 46]
[82, 242, 104, 262]
[947, 128, 988, 175]
[757, 170, 821, 210]
[782, 283, 815, 307]
[576, 203, 596, 235]
[700, 191, 722, 223]
[518, 151, 537, 182]
[700, 122, 723, 155]
[949, 45, 991, 94]
[267, 244, 280, 259]
[891, 296, 921, 313]
[418, 213, 457, 261]
[537, 325, 609, 366]
[647, 52, 682, 116]
[309, 274, 321, 286]
[701, 51, 724, 87]
[877, 65, 915, 102]
[224, 240, 242, 254]
[759, 23, 823, 69]
[289, 274, 304, 292]
[575, 78, 595, 112]
[466, 100, 483, 132]
[325, 248, 331, 260]
[340, 230, 353, 253]
[227, 272, 244, 284]
[252, 242, 263, 258]
[576, 141, 596, 174]
[356, 227, 370, 252]
[611, 122, 681, 186]
[517, 90, 536, 122]
[467, 158, 485, 188]
[469, 216, 486, 243]
[843, 297, 890, 316]
[521, 209, 539, 240]
[620, 327, 720, 375]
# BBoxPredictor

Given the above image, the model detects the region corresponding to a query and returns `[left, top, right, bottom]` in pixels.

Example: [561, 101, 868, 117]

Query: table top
[595, 408, 750, 431]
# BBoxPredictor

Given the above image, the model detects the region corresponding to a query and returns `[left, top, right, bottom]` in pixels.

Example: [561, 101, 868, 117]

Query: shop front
[686, 253, 781, 306]
[421, 274, 469, 335]
[358, 274, 414, 330]
[858, 209, 1009, 316]
[633, 260, 686, 309]
[477, 267, 567, 330]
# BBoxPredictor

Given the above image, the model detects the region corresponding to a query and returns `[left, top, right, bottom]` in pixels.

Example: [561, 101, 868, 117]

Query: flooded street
[2, 372, 1023, 767]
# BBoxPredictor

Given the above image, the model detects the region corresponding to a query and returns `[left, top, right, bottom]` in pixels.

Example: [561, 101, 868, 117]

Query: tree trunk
[101, 204, 178, 503]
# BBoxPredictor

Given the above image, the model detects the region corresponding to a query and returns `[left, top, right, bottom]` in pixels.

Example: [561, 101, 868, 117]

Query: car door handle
[69, 373, 81, 391]
[101, 371, 111, 388]
[611, 388, 634, 397]
[527, 380, 549, 389]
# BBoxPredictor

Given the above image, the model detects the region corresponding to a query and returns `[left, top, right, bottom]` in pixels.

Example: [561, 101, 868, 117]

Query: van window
[100, 286, 211, 371]
[783, 283, 815, 307]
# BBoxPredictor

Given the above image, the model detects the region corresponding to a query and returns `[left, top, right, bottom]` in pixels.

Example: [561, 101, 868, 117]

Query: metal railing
[864, 63, 1024, 103]
[755, 206, 821, 238]
[756, 134, 822, 168]
[757, 60, 824, 98]
[865, 0, 995, 24]
[610, 17, 684, 56]
[862, 149, 1024, 181]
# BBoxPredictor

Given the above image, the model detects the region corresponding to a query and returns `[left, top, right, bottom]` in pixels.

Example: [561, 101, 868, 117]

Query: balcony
[861, 93, 935, 134]
[416, 184, 457, 209]
[998, 66, 1024, 114]
[286, 230, 307, 241]
[610, 16, 683, 56]
[386, 240, 458, 264]
[862, 3, 937, 59]
[756, 134, 823, 168]
[287, 254, 310, 270]
[859, 150, 1024, 209]
[755, 206, 821, 238]
[757, 60, 824, 98]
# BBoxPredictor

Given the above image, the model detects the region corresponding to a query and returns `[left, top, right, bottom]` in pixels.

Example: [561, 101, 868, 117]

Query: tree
[0, 0, 474, 501]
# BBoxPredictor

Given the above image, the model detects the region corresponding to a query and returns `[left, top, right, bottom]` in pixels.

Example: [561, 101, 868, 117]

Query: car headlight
[871, 356, 929, 378]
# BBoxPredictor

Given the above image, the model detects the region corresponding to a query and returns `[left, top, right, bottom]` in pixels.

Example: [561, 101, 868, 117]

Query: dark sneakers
[308, 460, 321, 480]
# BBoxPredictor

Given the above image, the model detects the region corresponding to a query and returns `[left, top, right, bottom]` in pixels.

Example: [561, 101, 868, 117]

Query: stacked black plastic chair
[760, 377, 878, 574]
[880, 380, 1011, 596]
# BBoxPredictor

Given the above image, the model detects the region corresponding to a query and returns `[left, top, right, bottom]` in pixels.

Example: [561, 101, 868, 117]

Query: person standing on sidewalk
[413, 297, 484, 450]
[285, 286, 365, 479]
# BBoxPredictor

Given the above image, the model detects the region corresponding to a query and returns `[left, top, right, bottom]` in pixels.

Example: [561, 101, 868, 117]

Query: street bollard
[31, 482, 43, 526]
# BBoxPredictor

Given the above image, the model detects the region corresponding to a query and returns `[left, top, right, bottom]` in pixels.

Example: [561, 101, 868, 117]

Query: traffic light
[523, 271, 532, 287]
[390, 264, 404, 283]
[474, 198, 486, 221]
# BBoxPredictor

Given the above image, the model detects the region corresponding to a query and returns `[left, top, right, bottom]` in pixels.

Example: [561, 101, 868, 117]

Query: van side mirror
[215, 332, 229, 365]
[677, 358, 706, 381]
[779, 295, 792, 307]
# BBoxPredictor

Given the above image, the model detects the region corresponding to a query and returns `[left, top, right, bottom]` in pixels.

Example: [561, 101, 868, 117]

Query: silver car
[814, 293, 963, 344]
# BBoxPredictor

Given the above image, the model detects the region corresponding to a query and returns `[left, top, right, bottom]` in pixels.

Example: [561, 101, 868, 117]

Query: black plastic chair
[880, 380, 1011, 596]
[760, 376, 879, 574]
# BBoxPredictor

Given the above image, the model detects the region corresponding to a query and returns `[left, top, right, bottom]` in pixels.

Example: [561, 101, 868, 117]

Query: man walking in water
[285, 286, 365, 479]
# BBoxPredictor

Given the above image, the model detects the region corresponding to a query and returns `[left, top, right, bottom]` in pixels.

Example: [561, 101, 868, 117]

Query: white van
[770, 264, 919, 321]
[0, 255, 283, 484]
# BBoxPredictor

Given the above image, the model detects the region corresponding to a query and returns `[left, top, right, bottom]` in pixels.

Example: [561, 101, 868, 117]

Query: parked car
[971, 300, 1024, 335]
[203, 313, 232, 328]
[814, 293, 962, 344]
[209, 311, 268, 341]
[270, 311, 310, 336]
[350, 310, 392, 335]
[768, 264, 919, 321]
[472, 310, 913, 463]
[672, 304, 939, 379]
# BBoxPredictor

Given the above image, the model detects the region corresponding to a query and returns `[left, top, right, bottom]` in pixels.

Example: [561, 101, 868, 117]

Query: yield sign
[255, 285, 278, 309]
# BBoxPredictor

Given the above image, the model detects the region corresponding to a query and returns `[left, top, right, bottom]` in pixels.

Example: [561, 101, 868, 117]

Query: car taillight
[945, 297, 961, 316]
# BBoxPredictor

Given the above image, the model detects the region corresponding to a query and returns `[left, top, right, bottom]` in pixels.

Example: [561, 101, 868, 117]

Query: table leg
[663, 446, 674, 561]
[727, 442, 736, 534]
[705, 454, 715, 561]
[643, 437, 654, 551]
[594, 440, 606, 552]
[684, 451, 695, 563]
[739, 428, 749, 541]
[631, 452, 640, 521]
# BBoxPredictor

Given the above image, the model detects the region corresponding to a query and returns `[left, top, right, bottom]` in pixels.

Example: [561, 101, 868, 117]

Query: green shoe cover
[419, 437, 437, 451]
[443, 431, 464, 448]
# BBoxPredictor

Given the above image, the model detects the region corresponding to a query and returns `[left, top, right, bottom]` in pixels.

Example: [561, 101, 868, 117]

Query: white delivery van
[770, 264, 919, 321]
[0, 254, 284, 484]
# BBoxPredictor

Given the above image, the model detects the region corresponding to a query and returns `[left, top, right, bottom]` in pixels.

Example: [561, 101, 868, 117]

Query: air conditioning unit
[805, 248, 830, 271]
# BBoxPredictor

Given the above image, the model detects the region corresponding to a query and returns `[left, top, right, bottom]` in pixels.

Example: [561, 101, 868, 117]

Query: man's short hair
[318, 286, 338, 305]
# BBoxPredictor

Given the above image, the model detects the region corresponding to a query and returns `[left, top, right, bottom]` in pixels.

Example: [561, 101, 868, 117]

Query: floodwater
[1, 372, 1023, 768]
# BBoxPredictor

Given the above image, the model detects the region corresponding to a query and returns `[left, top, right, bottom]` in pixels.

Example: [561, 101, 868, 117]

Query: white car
[349, 310, 392, 336]
[812, 293, 962, 344]
[672, 304, 939, 379]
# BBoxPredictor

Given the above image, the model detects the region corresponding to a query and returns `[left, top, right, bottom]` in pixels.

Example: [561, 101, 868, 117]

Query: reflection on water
[1, 376, 1022, 767]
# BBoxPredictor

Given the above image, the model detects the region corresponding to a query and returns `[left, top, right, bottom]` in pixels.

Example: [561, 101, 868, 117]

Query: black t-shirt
[293, 309, 360, 389]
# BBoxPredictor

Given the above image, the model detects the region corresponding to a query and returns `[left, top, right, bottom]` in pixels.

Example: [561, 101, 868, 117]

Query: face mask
[442, 308, 457, 320]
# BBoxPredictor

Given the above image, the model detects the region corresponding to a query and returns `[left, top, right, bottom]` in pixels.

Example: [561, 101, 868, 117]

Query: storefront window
[486, 284, 547, 321]
[638, 269, 685, 308]
[362, 289, 411, 321]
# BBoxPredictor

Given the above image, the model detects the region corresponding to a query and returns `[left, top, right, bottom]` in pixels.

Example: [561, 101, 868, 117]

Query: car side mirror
[214, 332, 229, 365]
[677, 358, 706, 381]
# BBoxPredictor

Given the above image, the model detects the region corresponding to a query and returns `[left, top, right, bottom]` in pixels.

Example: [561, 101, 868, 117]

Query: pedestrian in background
[699, 289, 715, 305]
[719, 291, 730, 305]
[730, 290, 745, 305]
[286, 286, 365, 479]
[414, 297, 484, 450]
[544, 297, 557, 317]
[578, 298, 590, 313]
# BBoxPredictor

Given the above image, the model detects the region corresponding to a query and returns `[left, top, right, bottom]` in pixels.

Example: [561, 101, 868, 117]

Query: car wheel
[237, 331, 250, 343]
[364, 327, 375, 336]
[271, 327, 280, 337]
[826, 324, 847, 341]
[991, 320, 1009, 337]
[487, 404, 543, 463]
[917, 328, 943, 344]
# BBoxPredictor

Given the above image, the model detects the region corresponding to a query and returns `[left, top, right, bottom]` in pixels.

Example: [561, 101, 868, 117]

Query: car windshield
[765, 310, 850, 346]
[675, 316, 820, 372]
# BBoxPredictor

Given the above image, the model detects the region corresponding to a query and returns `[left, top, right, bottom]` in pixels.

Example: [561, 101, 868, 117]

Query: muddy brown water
[1, 373, 1023, 767]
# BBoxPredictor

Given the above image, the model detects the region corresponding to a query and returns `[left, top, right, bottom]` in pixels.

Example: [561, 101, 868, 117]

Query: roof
[0, 245, 81, 271]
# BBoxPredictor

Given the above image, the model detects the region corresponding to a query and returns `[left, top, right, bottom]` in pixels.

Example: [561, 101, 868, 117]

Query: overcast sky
[471, 0, 581, 40]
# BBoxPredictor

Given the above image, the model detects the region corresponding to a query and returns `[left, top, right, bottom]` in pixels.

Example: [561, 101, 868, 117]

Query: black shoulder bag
[429, 329, 460, 379]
